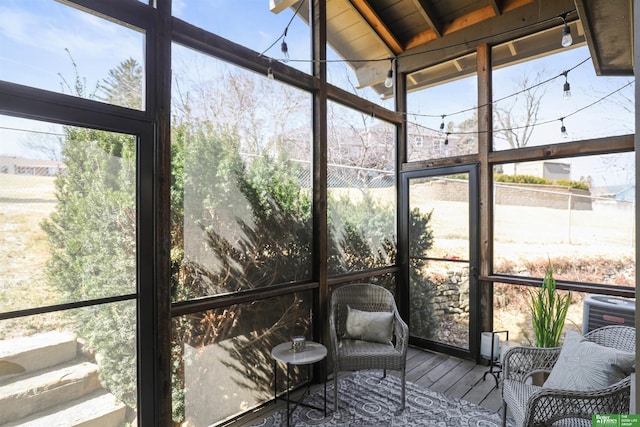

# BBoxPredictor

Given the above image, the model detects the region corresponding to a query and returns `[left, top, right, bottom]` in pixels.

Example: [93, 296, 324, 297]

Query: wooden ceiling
[575, 0, 634, 76]
[270, 0, 633, 96]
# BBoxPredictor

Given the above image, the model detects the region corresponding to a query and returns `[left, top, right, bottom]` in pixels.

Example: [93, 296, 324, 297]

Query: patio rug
[251, 370, 515, 426]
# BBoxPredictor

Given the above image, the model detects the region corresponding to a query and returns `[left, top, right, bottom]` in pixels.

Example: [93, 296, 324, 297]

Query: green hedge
[447, 173, 589, 191]
[495, 174, 589, 191]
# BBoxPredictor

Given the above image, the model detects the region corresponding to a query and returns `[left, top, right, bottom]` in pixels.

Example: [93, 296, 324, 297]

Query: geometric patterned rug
[250, 370, 515, 426]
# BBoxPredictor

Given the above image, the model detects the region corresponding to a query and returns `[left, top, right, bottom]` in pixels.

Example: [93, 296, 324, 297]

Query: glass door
[401, 164, 479, 357]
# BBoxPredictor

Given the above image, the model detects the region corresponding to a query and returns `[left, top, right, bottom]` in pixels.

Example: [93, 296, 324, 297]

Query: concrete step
[0, 360, 101, 424]
[0, 390, 127, 427]
[0, 331, 78, 379]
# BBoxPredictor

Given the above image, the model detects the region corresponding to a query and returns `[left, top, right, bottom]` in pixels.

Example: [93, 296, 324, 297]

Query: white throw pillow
[343, 305, 394, 344]
[543, 330, 635, 391]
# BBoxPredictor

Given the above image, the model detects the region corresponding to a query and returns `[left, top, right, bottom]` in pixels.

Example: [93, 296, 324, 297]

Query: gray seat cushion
[336, 339, 403, 371]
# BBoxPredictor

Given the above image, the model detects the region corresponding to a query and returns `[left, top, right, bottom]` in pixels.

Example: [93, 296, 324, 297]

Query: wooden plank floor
[405, 346, 503, 412]
[232, 345, 503, 426]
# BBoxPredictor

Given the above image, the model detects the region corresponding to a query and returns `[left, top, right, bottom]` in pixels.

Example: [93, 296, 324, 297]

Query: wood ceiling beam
[489, 0, 502, 16]
[405, 0, 536, 50]
[575, 0, 637, 76]
[445, 5, 497, 33]
[502, 0, 535, 13]
[413, 0, 443, 37]
[405, 29, 439, 49]
[406, 5, 497, 50]
[405, 0, 535, 51]
[349, 0, 404, 55]
[399, 0, 575, 74]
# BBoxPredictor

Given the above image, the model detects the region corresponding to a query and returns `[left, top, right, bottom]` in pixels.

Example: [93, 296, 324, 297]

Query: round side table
[271, 341, 327, 426]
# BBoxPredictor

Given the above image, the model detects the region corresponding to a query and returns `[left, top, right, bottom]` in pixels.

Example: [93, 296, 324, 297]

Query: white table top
[271, 341, 327, 365]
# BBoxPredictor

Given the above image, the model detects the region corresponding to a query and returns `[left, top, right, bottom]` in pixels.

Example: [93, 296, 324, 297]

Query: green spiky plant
[528, 261, 572, 348]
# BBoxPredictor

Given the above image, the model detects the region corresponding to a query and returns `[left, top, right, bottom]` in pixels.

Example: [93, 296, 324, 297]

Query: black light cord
[408, 57, 590, 120]
[260, 7, 576, 64]
[258, 0, 305, 58]
[405, 79, 633, 136]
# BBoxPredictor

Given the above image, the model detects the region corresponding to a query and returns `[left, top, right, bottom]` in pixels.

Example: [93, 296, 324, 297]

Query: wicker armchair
[501, 325, 636, 427]
[329, 283, 409, 412]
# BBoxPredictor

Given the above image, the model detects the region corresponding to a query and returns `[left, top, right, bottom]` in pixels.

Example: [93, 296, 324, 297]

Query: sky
[0, 0, 635, 187]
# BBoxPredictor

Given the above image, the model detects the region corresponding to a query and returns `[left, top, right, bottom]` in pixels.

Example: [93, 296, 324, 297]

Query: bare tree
[454, 110, 478, 155]
[588, 79, 634, 135]
[22, 132, 63, 161]
[589, 80, 635, 187]
[494, 71, 548, 151]
[172, 62, 309, 156]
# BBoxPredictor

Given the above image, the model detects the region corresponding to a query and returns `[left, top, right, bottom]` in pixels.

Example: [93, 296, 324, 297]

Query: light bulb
[384, 69, 393, 88]
[267, 67, 274, 80]
[561, 24, 573, 47]
[561, 124, 568, 138]
[281, 41, 290, 63]
[440, 115, 445, 130]
[563, 81, 571, 100]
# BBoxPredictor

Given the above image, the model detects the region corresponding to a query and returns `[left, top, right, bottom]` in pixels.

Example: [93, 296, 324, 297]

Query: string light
[562, 70, 571, 100]
[266, 58, 275, 79]
[281, 42, 289, 62]
[408, 57, 589, 120]
[260, 7, 627, 144]
[258, 0, 304, 61]
[560, 118, 568, 138]
[384, 59, 394, 88]
[560, 13, 573, 47]
[264, 8, 578, 63]
[281, 29, 290, 63]
[404, 80, 632, 140]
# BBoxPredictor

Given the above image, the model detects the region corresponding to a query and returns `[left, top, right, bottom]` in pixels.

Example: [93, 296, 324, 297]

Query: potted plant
[526, 260, 571, 385]
[528, 260, 572, 348]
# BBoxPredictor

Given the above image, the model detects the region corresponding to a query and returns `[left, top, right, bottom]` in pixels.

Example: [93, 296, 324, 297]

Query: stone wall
[495, 182, 592, 210]
[430, 267, 470, 320]
[423, 267, 470, 348]
[419, 179, 593, 210]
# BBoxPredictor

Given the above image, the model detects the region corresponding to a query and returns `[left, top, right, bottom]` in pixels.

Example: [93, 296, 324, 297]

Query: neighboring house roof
[591, 184, 635, 202]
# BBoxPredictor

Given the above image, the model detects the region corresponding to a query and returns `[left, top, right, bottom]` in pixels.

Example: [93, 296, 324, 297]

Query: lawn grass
[1, 174, 635, 343]
[0, 174, 63, 338]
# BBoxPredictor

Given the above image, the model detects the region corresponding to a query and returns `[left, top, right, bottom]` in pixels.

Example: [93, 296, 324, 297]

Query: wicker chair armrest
[502, 345, 561, 382]
[393, 309, 409, 352]
[524, 376, 632, 426]
[329, 308, 339, 356]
